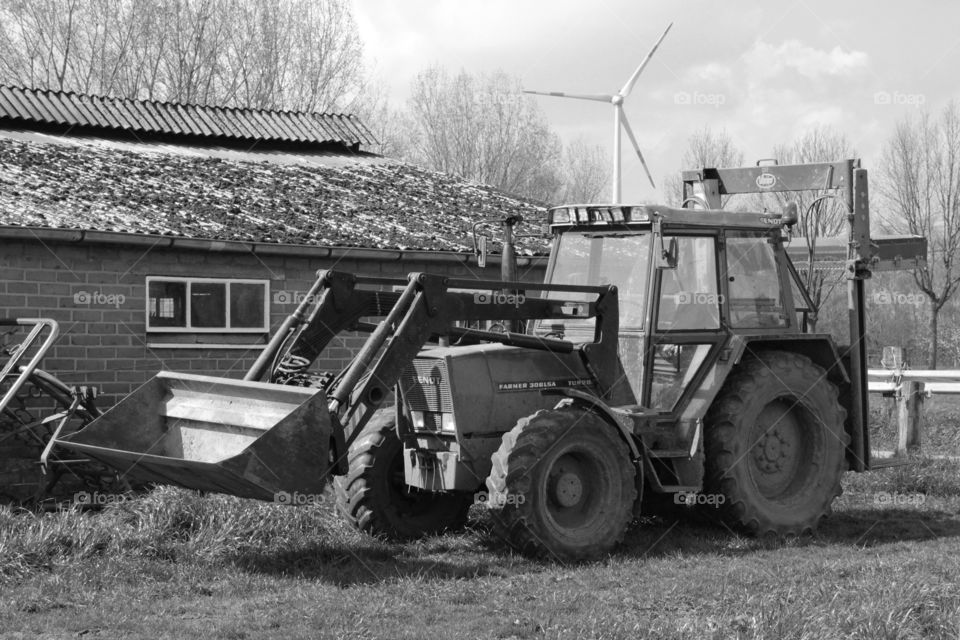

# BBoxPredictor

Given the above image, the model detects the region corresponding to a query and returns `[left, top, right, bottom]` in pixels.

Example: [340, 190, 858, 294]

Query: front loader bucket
[56, 372, 332, 501]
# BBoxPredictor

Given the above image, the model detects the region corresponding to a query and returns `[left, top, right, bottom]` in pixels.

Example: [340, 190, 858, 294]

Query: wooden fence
[867, 367, 960, 455]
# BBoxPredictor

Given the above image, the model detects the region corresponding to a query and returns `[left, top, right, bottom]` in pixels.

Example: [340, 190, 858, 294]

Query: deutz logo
[417, 376, 442, 385]
[756, 173, 777, 189]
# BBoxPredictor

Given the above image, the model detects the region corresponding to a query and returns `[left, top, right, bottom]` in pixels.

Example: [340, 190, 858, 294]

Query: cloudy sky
[351, 0, 957, 202]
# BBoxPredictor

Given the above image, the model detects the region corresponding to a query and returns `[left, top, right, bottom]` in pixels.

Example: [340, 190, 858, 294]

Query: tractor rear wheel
[485, 408, 637, 561]
[704, 350, 848, 536]
[334, 410, 472, 540]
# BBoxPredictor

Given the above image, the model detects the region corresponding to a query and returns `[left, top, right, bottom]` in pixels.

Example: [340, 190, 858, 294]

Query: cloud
[743, 40, 869, 80]
[684, 62, 733, 83]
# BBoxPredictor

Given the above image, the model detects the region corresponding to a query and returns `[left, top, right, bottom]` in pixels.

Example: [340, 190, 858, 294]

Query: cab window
[544, 232, 651, 329]
[725, 233, 787, 328]
[656, 236, 720, 331]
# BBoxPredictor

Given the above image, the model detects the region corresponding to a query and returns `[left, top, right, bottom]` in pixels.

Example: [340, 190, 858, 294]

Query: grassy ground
[1, 461, 959, 640]
[1, 398, 958, 639]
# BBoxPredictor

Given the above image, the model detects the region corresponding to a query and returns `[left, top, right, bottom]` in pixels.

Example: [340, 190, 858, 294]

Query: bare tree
[350, 78, 409, 158]
[877, 102, 960, 368]
[403, 67, 563, 202]
[216, 0, 364, 112]
[156, 0, 224, 105]
[0, 0, 83, 91]
[663, 127, 744, 206]
[556, 138, 608, 203]
[112, 1, 168, 100]
[683, 126, 745, 169]
[769, 126, 856, 331]
[0, 0, 365, 112]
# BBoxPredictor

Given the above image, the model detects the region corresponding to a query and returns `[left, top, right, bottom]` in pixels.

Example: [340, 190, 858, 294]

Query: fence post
[896, 380, 924, 454]
[884, 345, 924, 456]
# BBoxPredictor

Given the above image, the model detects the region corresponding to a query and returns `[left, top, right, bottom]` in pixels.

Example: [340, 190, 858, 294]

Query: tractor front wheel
[485, 408, 637, 561]
[704, 350, 848, 535]
[334, 410, 472, 540]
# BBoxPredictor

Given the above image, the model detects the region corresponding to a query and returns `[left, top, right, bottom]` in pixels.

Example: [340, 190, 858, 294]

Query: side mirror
[781, 201, 799, 228]
[476, 235, 488, 268]
[472, 220, 491, 268]
[658, 237, 679, 270]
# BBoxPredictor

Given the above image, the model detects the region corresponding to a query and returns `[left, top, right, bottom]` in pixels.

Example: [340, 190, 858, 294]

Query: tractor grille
[400, 358, 453, 413]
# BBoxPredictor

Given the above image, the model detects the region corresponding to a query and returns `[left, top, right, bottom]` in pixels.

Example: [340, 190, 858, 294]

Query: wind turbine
[525, 23, 673, 203]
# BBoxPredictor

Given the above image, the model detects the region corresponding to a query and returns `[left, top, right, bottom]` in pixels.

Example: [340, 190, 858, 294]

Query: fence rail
[868, 369, 960, 395]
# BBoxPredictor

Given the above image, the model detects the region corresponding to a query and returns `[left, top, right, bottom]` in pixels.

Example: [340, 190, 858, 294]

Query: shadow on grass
[816, 506, 960, 545]
[610, 504, 960, 561]
[227, 504, 960, 583]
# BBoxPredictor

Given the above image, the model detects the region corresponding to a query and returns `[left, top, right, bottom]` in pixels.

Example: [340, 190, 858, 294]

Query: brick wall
[0, 238, 547, 409]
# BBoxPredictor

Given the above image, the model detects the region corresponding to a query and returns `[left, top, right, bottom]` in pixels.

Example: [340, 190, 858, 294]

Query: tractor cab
[539, 203, 812, 416]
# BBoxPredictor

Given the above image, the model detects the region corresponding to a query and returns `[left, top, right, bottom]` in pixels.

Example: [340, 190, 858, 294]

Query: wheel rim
[544, 449, 605, 530]
[748, 399, 817, 500]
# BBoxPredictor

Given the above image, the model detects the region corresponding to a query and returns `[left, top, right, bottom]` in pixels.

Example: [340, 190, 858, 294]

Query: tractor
[54, 159, 927, 560]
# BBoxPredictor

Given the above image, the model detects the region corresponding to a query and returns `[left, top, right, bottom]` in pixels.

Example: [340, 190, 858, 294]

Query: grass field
[1, 399, 959, 639]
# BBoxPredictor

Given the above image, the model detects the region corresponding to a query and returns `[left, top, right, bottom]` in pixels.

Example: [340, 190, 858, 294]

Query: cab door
[644, 233, 729, 416]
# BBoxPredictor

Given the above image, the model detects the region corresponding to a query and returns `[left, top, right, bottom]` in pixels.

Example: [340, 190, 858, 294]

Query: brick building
[0, 86, 549, 407]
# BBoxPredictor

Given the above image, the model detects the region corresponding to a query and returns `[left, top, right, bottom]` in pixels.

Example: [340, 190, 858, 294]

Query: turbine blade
[523, 90, 614, 103]
[619, 22, 673, 98]
[620, 109, 656, 189]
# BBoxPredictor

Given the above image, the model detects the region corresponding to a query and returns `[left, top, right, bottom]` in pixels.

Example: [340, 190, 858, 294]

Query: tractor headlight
[410, 411, 426, 430]
[409, 410, 456, 433]
[441, 413, 457, 434]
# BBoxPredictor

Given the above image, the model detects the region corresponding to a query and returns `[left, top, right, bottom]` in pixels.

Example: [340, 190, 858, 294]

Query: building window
[146, 277, 269, 332]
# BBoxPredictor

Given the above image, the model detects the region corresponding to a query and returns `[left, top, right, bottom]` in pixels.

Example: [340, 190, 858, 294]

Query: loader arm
[282, 271, 405, 371]
[290, 270, 631, 446]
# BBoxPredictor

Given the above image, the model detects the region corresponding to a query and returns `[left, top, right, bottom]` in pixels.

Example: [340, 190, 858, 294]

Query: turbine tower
[525, 23, 673, 203]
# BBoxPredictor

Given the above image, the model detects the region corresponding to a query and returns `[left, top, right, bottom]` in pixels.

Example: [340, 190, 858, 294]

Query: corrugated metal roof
[0, 85, 377, 148]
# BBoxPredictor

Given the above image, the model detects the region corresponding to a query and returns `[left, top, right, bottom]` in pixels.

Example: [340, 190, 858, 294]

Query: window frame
[654, 234, 722, 333]
[722, 231, 789, 329]
[145, 276, 270, 333]
[539, 229, 653, 331]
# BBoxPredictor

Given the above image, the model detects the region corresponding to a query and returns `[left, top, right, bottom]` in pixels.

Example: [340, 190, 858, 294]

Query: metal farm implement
[0, 318, 119, 504]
